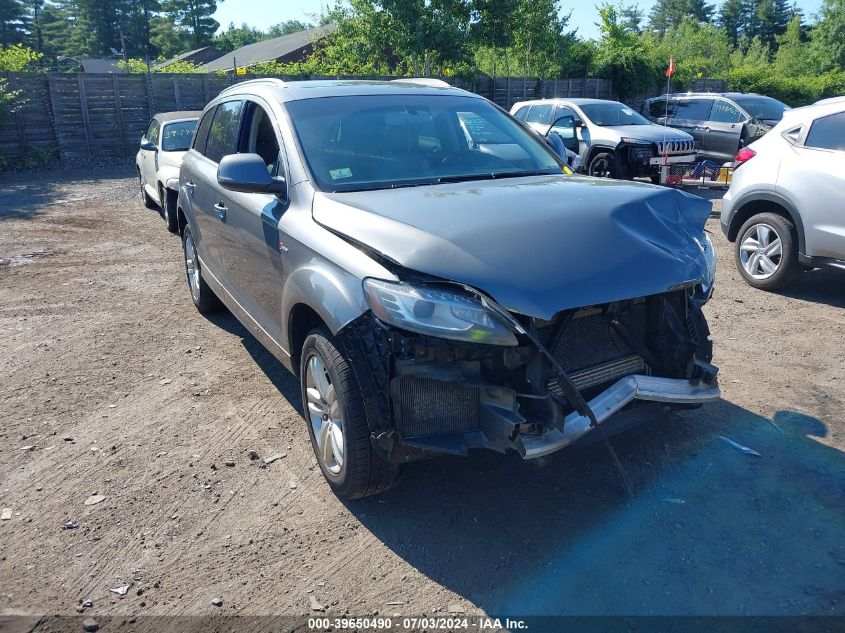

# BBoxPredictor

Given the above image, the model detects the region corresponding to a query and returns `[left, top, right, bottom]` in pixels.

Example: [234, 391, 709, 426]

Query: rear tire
[300, 327, 401, 500]
[160, 186, 178, 233]
[735, 212, 801, 290]
[182, 224, 221, 313]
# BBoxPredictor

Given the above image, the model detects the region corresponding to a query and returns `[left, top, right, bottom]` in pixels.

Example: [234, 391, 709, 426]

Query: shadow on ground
[0, 166, 135, 221]
[777, 268, 845, 309]
[348, 402, 844, 619]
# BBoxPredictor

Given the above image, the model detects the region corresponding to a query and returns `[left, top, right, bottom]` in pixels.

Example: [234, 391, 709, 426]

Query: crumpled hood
[313, 175, 713, 319]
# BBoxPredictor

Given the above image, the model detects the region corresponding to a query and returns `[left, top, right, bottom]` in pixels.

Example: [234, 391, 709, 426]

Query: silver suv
[721, 98, 845, 289]
[177, 79, 720, 499]
[511, 98, 695, 181]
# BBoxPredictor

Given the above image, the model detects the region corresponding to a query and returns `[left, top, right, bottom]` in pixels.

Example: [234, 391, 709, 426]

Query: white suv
[720, 99, 845, 289]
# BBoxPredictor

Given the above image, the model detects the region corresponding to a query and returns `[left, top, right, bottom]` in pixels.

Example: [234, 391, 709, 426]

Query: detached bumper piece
[521, 374, 720, 459]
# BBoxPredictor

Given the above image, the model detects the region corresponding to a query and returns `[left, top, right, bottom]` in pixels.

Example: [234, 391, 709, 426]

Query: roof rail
[392, 77, 452, 89]
[218, 78, 287, 97]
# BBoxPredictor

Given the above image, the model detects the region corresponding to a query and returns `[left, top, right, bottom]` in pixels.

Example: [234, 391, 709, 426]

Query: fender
[726, 189, 806, 255]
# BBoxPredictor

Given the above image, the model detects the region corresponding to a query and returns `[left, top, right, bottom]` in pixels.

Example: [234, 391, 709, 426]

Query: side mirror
[217, 153, 286, 196]
[574, 119, 584, 128]
[140, 139, 157, 151]
[546, 115, 579, 154]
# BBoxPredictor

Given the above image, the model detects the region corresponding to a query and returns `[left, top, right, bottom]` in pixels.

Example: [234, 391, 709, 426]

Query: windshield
[161, 120, 197, 151]
[580, 102, 651, 126]
[285, 94, 563, 192]
[734, 97, 789, 121]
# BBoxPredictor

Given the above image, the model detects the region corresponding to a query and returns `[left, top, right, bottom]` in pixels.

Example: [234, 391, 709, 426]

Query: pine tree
[648, 0, 714, 35]
[719, 0, 744, 46]
[160, 0, 219, 49]
[0, 0, 27, 45]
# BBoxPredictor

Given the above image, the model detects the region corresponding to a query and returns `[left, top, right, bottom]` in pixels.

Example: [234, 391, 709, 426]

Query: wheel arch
[727, 193, 805, 254]
[288, 303, 328, 376]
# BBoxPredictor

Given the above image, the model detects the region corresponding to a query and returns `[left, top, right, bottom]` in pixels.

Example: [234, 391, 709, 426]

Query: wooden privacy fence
[0, 72, 613, 166]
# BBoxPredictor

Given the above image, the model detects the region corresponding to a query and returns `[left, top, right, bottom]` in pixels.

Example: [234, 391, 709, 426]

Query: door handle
[185, 181, 196, 196]
[214, 202, 227, 220]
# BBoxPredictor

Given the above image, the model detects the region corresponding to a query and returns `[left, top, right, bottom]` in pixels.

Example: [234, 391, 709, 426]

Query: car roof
[646, 92, 771, 101]
[514, 98, 620, 107]
[153, 111, 202, 122]
[212, 79, 473, 104]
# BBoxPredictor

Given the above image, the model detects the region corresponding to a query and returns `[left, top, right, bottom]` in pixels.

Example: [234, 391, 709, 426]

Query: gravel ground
[0, 167, 843, 622]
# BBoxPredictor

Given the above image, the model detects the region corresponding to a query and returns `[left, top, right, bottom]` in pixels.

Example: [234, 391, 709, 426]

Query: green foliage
[645, 18, 732, 85]
[810, 0, 845, 72]
[117, 55, 202, 72]
[773, 14, 809, 77]
[0, 42, 42, 70]
[160, 0, 218, 49]
[648, 0, 714, 35]
[727, 66, 845, 105]
[592, 4, 655, 99]
[214, 22, 264, 54]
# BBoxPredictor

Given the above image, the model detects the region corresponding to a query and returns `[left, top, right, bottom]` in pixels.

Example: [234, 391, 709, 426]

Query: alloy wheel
[590, 156, 613, 178]
[184, 234, 201, 302]
[739, 222, 782, 280]
[305, 354, 344, 475]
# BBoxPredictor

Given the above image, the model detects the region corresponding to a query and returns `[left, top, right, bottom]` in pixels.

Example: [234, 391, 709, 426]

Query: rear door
[523, 103, 554, 134]
[780, 110, 845, 259]
[668, 98, 713, 156]
[705, 98, 745, 162]
[190, 100, 245, 286]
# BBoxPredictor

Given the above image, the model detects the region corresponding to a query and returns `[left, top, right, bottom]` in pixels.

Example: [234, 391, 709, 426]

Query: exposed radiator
[396, 376, 480, 438]
[566, 354, 645, 391]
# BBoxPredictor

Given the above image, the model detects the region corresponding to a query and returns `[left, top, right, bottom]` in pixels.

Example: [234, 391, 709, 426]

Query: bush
[727, 67, 845, 106]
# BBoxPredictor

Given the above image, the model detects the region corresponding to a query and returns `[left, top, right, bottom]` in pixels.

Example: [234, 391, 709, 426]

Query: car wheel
[588, 152, 620, 179]
[182, 224, 221, 313]
[649, 173, 661, 185]
[735, 212, 801, 290]
[139, 171, 156, 209]
[160, 186, 178, 234]
[300, 327, 401, 500]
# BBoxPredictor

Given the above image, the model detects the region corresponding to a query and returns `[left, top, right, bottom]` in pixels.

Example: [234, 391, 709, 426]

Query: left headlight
[363, 278, 518, 346]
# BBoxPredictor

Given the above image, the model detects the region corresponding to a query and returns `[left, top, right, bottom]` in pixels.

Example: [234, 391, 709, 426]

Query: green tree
[648, 0, 714, 35]
[0, 0, 27, 45]
[647, 18, 732, 84]
[160, 0, 218, 49]
[811, 0, 845, 72]
[774, 14, 811, 75]
[214, 22, 264, 53]
[593, 3, 655, 99]
[510, 0, 575, 77]
[150, 16, 182, 57]
[719, 0, 744, 46]
[266, 20, 312, 37]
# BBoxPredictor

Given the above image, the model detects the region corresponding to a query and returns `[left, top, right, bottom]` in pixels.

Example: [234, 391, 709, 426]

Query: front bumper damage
[337, 288, 720, 464]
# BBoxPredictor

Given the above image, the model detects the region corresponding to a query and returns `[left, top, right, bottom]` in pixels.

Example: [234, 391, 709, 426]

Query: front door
[140, 119, 160, 199]
[667, 98, 714, 157]
[705, 99, 745, 162]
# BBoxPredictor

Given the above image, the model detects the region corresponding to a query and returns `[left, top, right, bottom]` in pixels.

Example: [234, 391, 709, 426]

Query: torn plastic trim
[521, 374, 721, 459]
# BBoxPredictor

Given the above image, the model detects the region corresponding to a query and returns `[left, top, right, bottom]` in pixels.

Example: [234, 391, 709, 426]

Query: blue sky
[213, 0, 825, 41]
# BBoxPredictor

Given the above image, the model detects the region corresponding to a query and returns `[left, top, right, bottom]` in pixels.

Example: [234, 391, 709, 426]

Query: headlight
[620, 137, 650, 145]
[363, 278, 518, 346]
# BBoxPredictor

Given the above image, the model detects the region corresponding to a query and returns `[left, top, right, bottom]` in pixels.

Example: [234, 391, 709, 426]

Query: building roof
[155, 46, 221, 70]
[202, 24, 337, 71]
[79, 58, 125, 73]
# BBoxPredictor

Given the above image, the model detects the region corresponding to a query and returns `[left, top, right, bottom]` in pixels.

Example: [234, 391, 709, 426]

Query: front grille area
[396, 376, 480, 438]
[547, 303, 648, 395]
[656, 139, 695, 154]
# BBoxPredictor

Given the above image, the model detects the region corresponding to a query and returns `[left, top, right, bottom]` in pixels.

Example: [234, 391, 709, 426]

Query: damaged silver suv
[176, 78, 720, 499]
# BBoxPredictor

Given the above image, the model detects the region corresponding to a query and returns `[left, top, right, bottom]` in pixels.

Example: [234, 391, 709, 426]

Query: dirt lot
[1, 167, 844, 624]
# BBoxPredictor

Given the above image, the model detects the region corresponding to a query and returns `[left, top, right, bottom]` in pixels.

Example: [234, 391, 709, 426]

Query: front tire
[300, 328, 400, 500]
[588, 151, 626, 179]
[735, 212, 801, 290]
[182, 224, 221, 313]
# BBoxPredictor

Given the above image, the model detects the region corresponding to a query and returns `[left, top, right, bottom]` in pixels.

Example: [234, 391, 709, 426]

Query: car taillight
[734, 147, 756, 169]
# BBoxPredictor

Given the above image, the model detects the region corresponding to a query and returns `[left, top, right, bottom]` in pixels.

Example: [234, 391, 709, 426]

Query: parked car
[721, 98, 845, 290]
[176, 78, 720, 499]
[642, 93, 790, 163]
[136, 111, 201, 232]
[511, 98, 696, 181]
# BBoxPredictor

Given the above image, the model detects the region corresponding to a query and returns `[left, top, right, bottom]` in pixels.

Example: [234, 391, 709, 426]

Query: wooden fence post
[144, 73, 154, 119]
[173, 77, 182, 110]
[203, 74, 210, 105]
[6, 73, 27, 161]
[112, 74, 127, 158]
[76, 73, 94, 159]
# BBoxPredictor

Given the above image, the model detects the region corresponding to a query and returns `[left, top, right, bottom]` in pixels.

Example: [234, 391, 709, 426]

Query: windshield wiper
[435, 170, 555, 184]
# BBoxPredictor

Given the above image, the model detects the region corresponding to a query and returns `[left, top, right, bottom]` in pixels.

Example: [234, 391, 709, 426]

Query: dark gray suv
[177, 78, 720, 499]
[642, 93, 789, 163]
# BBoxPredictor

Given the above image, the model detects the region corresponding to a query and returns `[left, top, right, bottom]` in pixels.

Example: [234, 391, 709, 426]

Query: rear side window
[192, 108, 215, 155]
[525, 104, 553, 125]
[673, 99, 712, 121]
[709, 100, 744, 123]
[204, 100, 245, 163]
[805, 111, 845, 151]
